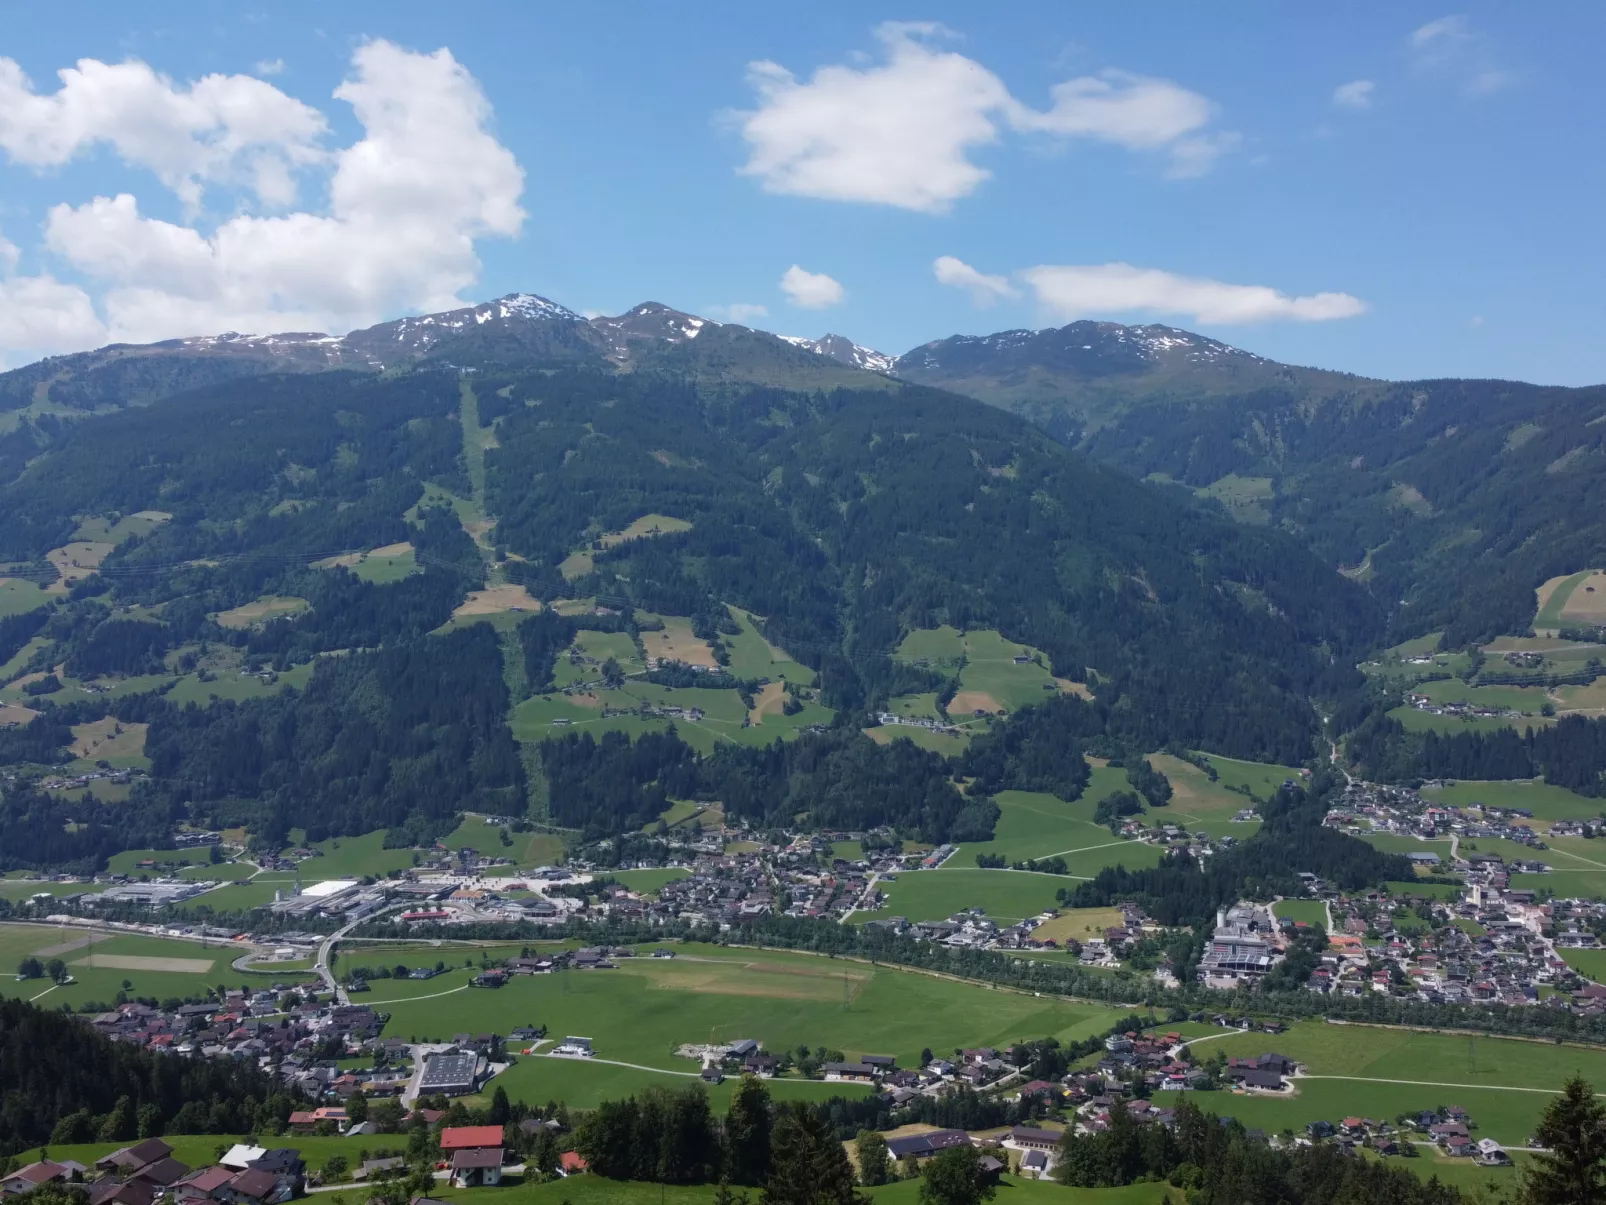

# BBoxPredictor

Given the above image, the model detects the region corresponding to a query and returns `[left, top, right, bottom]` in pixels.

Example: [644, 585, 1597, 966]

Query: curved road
[315, 903, 409, 1004]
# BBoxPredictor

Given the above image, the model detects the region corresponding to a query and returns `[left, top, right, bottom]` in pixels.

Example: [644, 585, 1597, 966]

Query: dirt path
[1300, 1074, 1558, 1094]
[32, 931, 111, 957]
[541, 1052, 702, 1078]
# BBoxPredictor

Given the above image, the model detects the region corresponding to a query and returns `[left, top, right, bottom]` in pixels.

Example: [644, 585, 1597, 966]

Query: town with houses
[6, 772, 1606, 1187]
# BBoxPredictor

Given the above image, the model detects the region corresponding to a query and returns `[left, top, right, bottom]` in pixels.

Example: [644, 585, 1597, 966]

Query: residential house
[885, 1130, 971, 1161]
[440, 1126, 507, 1155]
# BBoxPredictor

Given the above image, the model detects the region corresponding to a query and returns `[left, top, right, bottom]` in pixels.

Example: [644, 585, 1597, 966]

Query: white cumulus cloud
[779, 265, 844, 309]
[933, 255, 1016, 306]
[0, 39, 525, 357]
[0, 55, 329, 209]
[733, 22, 1229, 213]
[1018, 262, 1367, 325]
[1332, 80, 1376, 110]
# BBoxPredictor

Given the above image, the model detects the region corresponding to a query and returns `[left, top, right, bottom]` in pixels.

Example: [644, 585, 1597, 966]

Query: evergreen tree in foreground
[1525, 1075, 1606, 1205]
[726, 1075, 774, 1187]
[918, 1145, 996, 1205]
[761, 1102, 866, 1205]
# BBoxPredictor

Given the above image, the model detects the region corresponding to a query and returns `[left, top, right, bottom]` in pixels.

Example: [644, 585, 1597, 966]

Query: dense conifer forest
[0, 999, 301, 1157]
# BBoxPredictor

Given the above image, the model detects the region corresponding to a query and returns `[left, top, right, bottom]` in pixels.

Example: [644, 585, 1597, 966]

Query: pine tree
[1526, 1076, 1606, 1205]
[762, 1102, 866, 1205]
[487, 1085, 510, 1126]
[725, 1075, 773, 1187]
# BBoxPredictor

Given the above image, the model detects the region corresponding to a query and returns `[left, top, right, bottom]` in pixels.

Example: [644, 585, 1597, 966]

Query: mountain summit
[891, 319, 1373, 430]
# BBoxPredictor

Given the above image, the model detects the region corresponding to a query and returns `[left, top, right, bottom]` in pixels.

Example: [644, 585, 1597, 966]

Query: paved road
[315, 902, 409, 1004]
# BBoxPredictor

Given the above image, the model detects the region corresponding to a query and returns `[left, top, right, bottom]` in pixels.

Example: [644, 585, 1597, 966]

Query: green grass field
[1411, 678, 1553, 714]
[164, 663, 314, 706]
[1273, 899, 1327, 927]
[1387, 705, 1537, 735]
[0, 924, 241, 1008]
[893, 627, 1087, 713]
[441, 814, 520, 856]
[1536, 570, 1596, 633]
[954, 789, 1115, 864]
[1152, 755, 1289, 828]
[1385, 880, 1464, 900]
[1202, 755, 1304, 801]
[723, 607, 816, 685]
[1196, 474, 1273, 523]
[1356, 833, 1455, 857]
[373, 943, 1126, 1108]
[864, 725, 974, 756]
[1197, 1019, 1606, 1145]
[0, 578, 51, 618]
[1420, 779, 1604, 823]
[858, 868, 1072, 924]
[512, 677, 833, 756]
[0, 879, 107, 902]
[1558, 947, 1606, 983]
[280, 830, 421, 880]
[612, 867, 691, 894]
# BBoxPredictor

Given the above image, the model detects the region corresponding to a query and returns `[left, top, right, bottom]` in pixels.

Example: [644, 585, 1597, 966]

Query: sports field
[1191, 1018, 1606, 1146]
[378, 944, 1126, 1109]
[1272, 899, 1327, 927]
[0, 924, 242, 1008]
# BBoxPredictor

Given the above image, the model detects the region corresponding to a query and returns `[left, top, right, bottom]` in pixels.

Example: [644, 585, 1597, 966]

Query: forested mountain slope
[0, 293, 1381, 866]
[897, 322, 1606, 644]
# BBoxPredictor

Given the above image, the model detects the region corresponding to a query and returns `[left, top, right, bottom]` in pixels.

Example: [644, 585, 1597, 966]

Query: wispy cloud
[1332, 80, 1375, 110]
[1018, 262, 1367, 325]
[933, 256, 1017, 306]
[1409, 15, 1512, 96]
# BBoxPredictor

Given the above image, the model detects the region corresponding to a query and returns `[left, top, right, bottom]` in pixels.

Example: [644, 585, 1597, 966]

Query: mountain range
[2, 286, 1605, 865]
[6, 291, 1603, 647]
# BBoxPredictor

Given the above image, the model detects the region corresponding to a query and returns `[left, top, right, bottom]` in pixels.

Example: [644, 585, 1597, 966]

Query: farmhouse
[1005, 1126, 1062, 1152]
[821, 1061, 878, 1083]
[449, 1150, 504, 1188]
[884, 1130, 971, 1161]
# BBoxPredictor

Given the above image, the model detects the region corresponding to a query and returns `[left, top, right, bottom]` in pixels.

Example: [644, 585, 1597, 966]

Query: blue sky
[1, 2, 1602, 384]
